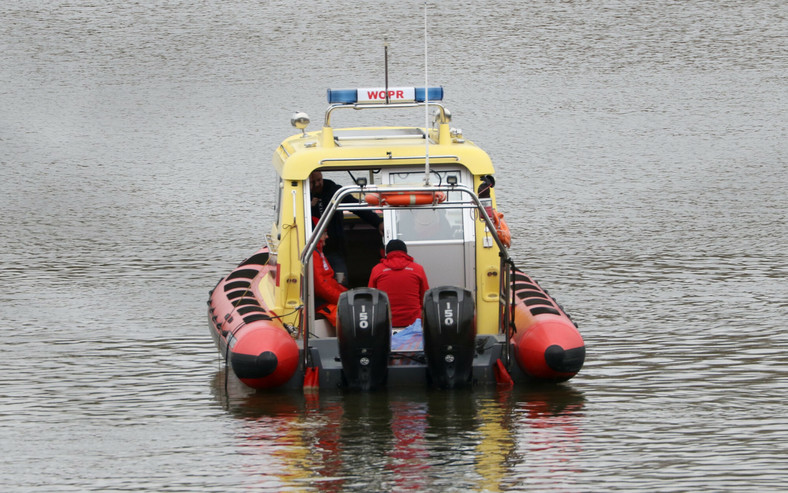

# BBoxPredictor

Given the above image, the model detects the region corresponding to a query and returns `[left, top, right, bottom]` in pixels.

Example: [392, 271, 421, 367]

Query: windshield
[388, 170, 466, 243]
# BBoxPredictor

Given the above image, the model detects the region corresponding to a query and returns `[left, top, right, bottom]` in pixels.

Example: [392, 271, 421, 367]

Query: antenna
[384, 37, 390, 104]
[423, 1, 430, 185]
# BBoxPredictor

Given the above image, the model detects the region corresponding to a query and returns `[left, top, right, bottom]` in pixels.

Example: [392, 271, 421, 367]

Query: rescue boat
[207, 86, 585, 391]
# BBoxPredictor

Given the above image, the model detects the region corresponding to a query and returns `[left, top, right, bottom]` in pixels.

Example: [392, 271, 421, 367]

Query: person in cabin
[312, 217, 347, 327]
[309, 170, 384, 283]
[368, 239, 429, 350]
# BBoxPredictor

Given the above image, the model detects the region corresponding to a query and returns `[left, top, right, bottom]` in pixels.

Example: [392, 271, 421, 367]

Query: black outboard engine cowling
[336, 288, 391, 391]
[422, 286, 476, 388]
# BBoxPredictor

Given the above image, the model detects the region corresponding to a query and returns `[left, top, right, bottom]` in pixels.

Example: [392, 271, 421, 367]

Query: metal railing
[324, 101, 450, 128]
[298, 183, 515, 369]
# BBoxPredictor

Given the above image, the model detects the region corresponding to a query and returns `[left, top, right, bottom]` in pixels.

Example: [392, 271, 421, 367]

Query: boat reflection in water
[211, 371, 585, 491]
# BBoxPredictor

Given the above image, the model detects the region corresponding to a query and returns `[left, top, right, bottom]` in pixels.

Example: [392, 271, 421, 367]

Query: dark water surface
[1, 1, 786, 491]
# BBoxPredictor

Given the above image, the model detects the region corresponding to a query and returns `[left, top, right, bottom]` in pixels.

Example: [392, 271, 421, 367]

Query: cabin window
[383, 168, 476, 291]
[273, 175, 283, 228]
[387, 170, 467, 243]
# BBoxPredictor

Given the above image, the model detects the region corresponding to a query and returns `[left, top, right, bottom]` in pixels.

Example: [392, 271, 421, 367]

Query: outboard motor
[336, 288, 391, 391]
[422, 286, 476, 388]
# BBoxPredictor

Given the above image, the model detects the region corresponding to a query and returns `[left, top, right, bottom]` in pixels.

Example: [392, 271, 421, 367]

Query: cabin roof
[274, 126, 495, 181]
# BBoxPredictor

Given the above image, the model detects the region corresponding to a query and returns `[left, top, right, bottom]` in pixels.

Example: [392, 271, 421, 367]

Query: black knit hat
[385, 239, 407, 254]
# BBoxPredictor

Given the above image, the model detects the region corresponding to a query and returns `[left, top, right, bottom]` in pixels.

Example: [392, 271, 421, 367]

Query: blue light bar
[326, 86, 444, 104]
[415, 86, 443, 102]
[326, 88, 358, 104]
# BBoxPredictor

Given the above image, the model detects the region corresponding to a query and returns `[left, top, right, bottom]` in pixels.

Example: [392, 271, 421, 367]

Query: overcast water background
[1, 1, 786, 491]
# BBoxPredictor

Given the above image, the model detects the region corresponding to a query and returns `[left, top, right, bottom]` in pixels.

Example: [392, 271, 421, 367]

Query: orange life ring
[364, 191, 446, 206]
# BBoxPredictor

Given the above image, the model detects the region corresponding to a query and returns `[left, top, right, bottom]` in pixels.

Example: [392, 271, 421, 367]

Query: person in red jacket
[368, 240, 429, 351]
[312, 217, 347, 327]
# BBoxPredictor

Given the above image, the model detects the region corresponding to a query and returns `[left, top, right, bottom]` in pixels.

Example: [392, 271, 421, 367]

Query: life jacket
[492, 209, 511, 248]
[312, 243, 346, 327]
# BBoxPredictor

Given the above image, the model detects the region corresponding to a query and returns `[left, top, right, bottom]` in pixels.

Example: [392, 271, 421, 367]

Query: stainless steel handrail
[319, 155, 459, 165]
[300, 184, 510, 264]
[324, 101, 450, 128]
[298, 184, 513, 368]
